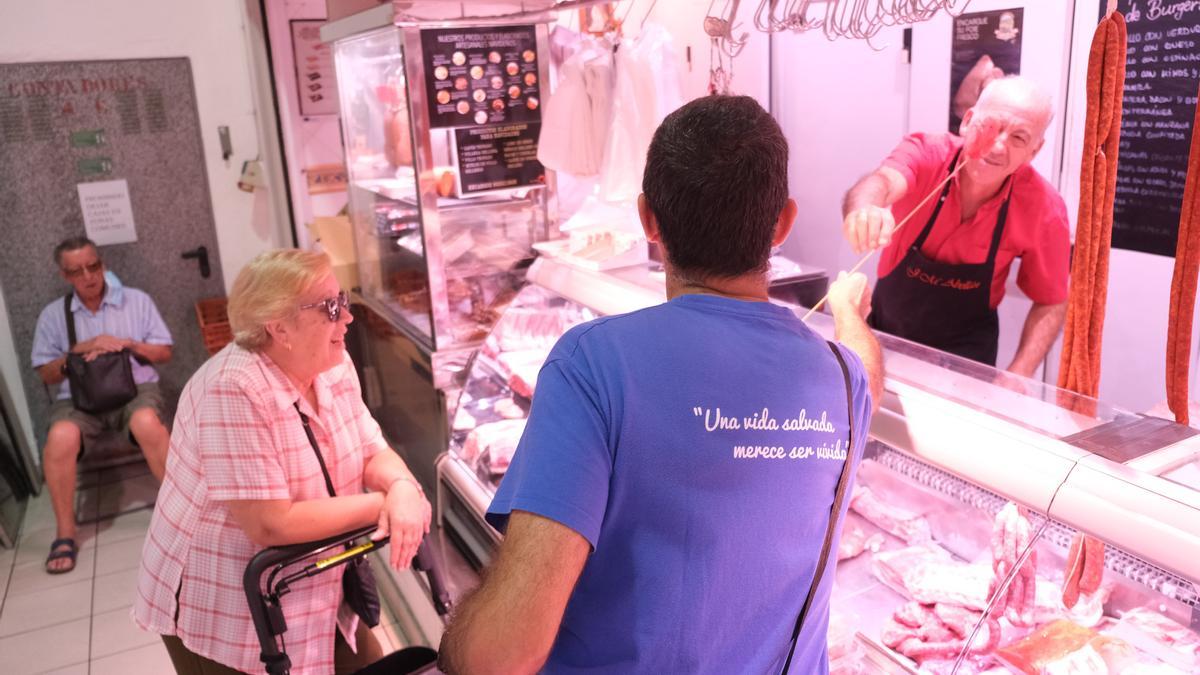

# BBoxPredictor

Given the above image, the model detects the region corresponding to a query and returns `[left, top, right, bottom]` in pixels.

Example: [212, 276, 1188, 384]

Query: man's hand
[75, 334, 128, 354]
[843, 205, 897, 255]
[827, 271, 871, 321]
[372, 479, 431, 571]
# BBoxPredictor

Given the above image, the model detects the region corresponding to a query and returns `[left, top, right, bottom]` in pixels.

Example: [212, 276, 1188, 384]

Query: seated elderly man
[31, 236, 173, 573]
[842, 76, 1069, 373]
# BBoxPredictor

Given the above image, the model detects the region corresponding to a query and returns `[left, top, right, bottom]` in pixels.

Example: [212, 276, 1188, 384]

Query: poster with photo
[422, 26, 541, 129]
[949, 8, 1023, 134]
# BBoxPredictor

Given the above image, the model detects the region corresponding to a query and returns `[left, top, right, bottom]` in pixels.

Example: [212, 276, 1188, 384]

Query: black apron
[868, 149, 1012, 366]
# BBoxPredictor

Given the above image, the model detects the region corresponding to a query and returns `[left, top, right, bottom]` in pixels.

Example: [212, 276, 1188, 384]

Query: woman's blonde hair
[227, 249, 332, 351]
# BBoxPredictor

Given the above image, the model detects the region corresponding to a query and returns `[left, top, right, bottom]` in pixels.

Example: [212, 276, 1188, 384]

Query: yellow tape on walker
[316, 541, 374, 569]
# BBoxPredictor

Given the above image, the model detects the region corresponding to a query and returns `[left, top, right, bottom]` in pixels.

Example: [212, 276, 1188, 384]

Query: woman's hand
[372, 478, 431, 570]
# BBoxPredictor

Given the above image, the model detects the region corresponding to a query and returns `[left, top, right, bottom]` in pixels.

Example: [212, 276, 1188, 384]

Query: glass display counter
[435, 256, 1200, 674]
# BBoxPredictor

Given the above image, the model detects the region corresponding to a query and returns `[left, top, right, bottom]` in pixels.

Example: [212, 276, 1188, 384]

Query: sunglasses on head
[299, 290, 350, 322]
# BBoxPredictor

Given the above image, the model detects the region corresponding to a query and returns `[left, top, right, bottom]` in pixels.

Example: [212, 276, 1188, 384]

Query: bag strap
[63, 293, 77, 348]
[294, 402, 337, 498]
[780, 341, 858, 674]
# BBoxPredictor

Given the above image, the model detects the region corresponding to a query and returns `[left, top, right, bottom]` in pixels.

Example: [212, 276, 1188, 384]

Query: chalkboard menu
[453, 122, 544, 195]
[1105, 1, 1200, 257]
[421, 26, 541, 129]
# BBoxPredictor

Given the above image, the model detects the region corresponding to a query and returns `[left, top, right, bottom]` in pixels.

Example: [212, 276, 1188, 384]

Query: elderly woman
[134, 250, 430, 674]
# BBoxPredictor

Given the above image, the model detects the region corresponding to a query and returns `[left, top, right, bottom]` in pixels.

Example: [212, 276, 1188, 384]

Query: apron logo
[906, 265, 982, 291]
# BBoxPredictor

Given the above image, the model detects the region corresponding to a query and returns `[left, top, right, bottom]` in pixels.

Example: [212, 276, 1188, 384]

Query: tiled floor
[0, 462, 408, 674]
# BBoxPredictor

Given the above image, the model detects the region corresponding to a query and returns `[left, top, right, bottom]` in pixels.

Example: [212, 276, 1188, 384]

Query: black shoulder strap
[63, 293, 77, 348]
[781, 341, 858, 674]
[294, 403, 337, 497]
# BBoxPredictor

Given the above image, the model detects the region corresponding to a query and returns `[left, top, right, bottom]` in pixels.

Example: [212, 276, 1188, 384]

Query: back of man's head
[53, 236, 98, 267]
[642, 95, 788, 281]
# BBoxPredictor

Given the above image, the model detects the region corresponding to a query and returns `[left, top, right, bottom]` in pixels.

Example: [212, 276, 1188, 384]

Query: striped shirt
[31, 278, 172, 400]
[133, 344, 388, 675]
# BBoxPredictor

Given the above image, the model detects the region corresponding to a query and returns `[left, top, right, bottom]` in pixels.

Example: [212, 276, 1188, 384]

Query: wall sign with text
[453, 122, 544, 195]
[1105, 1, 1200, 257]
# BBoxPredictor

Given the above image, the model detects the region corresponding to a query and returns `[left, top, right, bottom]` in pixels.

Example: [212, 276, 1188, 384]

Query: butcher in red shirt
[841, 76, 1069, 373]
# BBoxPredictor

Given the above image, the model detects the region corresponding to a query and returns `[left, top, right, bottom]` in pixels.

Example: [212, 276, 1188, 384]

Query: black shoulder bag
[62, 293, 138, 414]
[779, 342, 861, 674]
[294, 403, 383, 627]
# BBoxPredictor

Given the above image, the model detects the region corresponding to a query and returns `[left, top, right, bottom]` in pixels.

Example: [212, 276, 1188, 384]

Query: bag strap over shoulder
[780, 341, 858, 674]
[294, 402, 337, 497]
[63, 293, 77, 348]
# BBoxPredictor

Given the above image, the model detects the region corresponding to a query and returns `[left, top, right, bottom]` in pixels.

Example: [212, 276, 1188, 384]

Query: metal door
[0, 58, 226, 443]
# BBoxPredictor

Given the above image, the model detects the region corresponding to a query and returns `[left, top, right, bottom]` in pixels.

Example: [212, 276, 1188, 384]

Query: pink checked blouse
[133, 344, 388, 674]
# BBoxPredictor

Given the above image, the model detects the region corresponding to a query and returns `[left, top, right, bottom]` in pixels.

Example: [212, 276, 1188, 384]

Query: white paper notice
[77, 179, 137, 245]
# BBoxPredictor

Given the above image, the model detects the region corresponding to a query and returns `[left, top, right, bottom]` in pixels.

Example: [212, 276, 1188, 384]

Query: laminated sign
[77, 178, 137, 245]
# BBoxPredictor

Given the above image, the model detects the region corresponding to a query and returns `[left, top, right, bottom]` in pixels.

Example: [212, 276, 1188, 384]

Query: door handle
[181, 246, 211, 279]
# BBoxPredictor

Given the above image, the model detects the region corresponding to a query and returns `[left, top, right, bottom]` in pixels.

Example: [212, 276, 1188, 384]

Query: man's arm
[842, 166, 909, 254]
[439, 511, 590, 675]
[1006, 301, 1067, 378]
[828, 272, 883, 412]
[125, 340, 171, 364]
[36, 357, 67, 386]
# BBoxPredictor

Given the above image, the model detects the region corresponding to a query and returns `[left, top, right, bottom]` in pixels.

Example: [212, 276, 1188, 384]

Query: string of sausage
[1056, 11, 1126, 403]
[1165, 80, 1200, 425]
[1056, 11, 1127, 609]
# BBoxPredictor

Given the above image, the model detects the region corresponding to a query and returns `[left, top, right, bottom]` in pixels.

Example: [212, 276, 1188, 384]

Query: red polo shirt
[878, 133, 1070, 309]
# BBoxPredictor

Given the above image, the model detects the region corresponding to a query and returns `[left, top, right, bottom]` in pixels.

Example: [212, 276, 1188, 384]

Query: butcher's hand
[828, 271, 872, 321]
[843, 206, 896, 255]
[373, 479, 431, 571]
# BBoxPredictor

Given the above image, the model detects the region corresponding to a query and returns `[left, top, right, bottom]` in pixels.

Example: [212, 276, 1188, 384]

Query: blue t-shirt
[487, 294, 873, 674]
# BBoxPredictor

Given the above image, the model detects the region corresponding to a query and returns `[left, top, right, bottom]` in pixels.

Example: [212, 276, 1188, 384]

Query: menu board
[421, 26, 541, 129]
[453, 122, 544, 195]
[1105, 1, 1200, 257]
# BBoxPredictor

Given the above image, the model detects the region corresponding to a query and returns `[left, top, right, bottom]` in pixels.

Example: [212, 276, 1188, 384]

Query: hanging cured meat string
[1052, 7, 1126, 615]
[1165, 81, 1200, 425]
[802, 120, 1001, 321]
[1056, 11, 1126, 402]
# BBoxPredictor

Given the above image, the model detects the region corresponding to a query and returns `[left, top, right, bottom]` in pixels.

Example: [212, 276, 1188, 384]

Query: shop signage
[77, 157, 113, 176]
[949, 8, 1023, 134]
[421, 25, 541, 129]
[453, 122, 544, 195]
[77, 178, 138, 245]
[291, 20, 339, 117]
[69, 129, 106, 147]
[1105, 0, 1200, 257]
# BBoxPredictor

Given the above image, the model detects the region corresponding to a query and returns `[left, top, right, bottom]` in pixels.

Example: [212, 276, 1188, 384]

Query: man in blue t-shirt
[440, 96, 882, 674]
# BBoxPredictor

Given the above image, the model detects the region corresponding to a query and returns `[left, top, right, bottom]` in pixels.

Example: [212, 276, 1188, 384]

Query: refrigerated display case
[322, 5, 555, 493]
[435, 255, 1200, 673]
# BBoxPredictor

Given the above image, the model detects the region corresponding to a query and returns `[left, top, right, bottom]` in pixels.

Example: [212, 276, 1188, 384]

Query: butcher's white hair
[977, 76, 1054, 135]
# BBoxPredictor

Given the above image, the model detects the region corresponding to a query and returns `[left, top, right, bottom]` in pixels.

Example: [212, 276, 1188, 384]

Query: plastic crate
[195, 297, 233, 355]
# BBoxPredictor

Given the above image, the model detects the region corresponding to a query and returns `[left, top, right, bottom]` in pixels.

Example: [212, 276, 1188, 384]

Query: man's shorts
[47, 382, 164, 453]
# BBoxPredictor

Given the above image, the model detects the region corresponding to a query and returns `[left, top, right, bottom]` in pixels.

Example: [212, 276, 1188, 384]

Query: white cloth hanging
[597, 23, 684, 203]
[537, 37, 614, 177]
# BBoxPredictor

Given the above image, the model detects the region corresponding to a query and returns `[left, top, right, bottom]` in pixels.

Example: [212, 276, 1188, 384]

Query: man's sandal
[45, 538, 78, 574]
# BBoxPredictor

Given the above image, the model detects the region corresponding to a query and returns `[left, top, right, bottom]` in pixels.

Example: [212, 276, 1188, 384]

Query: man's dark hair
[642, 95, 789, 281]
[54, 236, 98, 267]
